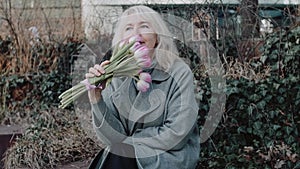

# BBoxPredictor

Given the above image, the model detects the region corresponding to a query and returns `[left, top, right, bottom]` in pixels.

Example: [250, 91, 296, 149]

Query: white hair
[112, 5, 180, 71]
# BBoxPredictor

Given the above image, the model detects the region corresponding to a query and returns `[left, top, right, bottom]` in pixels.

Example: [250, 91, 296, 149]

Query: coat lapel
[127, 68, 170, 134]
[110, 77, 133, 133]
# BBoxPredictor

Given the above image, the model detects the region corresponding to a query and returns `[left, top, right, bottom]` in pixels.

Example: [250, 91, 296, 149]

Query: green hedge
[0, 40, 79, 115]
[197, 26, 299, 168]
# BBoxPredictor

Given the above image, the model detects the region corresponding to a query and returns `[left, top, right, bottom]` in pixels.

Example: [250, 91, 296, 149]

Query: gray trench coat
[91, 59, 200, 169]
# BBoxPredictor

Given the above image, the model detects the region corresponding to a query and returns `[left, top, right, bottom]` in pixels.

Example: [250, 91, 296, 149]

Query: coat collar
[143, 59, 170, 82]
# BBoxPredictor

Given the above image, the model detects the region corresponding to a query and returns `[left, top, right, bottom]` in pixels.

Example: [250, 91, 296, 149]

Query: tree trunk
[240, 0, 259, 39]
[237, 0, 260, 61]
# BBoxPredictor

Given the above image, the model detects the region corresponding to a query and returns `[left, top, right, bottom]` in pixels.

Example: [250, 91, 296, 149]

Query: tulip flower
[139, 72, 152, 83]
[133, 46, 149, 59]
[136, 79, 150, 92]
[130, 43, 141, 52]
[136, 58, 152, 68]
[58, 36, 152, 109]
[129, 35, 142, 43]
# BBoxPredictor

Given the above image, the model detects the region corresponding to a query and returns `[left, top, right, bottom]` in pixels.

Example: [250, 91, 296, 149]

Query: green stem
[114, 66, 140, 77]
[110, 41, 135, 62]
[60, 72, 114, 106]
[61, 86, 86, 103]
[59, 87, 87, 109]
[59, 83, 84, 99]
[113, 57, 135, 71]
[60, 86, 85, 101]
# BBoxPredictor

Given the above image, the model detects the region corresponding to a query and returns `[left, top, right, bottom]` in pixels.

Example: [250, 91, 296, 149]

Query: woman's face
[122, 15, 157, 49]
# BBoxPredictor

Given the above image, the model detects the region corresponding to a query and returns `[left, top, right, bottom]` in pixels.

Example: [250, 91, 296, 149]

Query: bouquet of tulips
[58, 36, 152, 109]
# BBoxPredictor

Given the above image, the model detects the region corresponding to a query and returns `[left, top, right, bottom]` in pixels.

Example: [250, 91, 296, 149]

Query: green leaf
[247, 106, 253, 115]
[253, 121, 262, 130]
[226, 86, 239, 95]
[257, 100, 266, 109]
[247, 127, 253, 134]
[273, 125, 281, 130]
[285, 126, 293, 135]
[237, 126, 246, 134]
[276, 131, 283, 137]
[273, 83, 280, 90]
[276, 96, 285, 104]
[249, 94, 260, 102]
[260, 55, 268, 64]
[293, 161, 300, 169]
[286, 135, 295, 144]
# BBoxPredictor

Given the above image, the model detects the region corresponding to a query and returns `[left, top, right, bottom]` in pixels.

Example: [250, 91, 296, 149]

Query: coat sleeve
[123, 63, 199, 156]
[91, 86, 127, 145]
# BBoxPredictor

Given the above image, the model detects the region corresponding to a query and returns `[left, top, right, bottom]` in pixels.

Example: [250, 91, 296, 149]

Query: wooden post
[237, 0, 260, 61]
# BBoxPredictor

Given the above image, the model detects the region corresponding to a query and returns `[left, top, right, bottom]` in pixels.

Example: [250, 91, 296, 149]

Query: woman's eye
[125, 27, 133, 31]
[140, 24, 149, 29]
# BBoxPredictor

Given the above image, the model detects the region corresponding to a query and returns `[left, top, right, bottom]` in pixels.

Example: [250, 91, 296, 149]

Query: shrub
[0, 36, 97, 168]
[197, 25, 299, 168]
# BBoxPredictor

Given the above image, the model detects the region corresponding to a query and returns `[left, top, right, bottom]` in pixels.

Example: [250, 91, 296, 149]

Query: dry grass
[0, 0, 83, 75]
[3, 107, 101, 169]
[224, 58, 271, 82]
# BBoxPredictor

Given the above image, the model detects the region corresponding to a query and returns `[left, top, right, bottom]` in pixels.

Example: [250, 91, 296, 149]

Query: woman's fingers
[85, 60, 111, 79]
[85, 60, 110, 103]
[101, 60, 110, 67]
[85, 72, 95, 78]
[94, 64, 105, 74]
[85, 66, 102, 78]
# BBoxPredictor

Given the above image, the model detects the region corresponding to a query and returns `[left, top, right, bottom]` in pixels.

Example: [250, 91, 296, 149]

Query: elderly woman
[87, 5, 200, 169]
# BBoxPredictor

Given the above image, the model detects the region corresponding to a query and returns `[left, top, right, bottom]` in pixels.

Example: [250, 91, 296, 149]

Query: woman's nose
[131, 26, 141, 36]
[124, 26, 142, 39]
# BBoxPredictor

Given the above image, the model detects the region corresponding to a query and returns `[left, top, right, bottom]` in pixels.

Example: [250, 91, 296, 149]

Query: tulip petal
[133, 46, 149, 60]
[129, 35, 142, 43]
[139, 72, 152, 83]
[137, 58, 152, 68]
[136, 80, 150, 92]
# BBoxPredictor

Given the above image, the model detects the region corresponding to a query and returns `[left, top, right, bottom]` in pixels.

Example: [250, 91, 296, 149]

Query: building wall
[81, 0, 299, 40]
[1, 0, 298, 40]
[82, 0, 299, 5]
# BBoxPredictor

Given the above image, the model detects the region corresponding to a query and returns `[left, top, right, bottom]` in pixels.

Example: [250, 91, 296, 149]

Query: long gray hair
[112, 5, 179, 71]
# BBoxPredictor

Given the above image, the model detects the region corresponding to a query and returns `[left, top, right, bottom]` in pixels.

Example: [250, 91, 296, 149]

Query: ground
[16, 160, 91, 169]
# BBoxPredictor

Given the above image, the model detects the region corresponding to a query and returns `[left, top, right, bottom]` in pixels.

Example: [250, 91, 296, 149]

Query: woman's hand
[85, 60, 110, 104]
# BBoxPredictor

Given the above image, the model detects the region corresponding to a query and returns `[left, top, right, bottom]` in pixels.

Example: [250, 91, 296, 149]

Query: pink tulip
[130, 42, 143, 52]
[136, 80, 150, 92]
[137, 58, 152, 68]
[139, 72, 152, 83]
[133, 46, 149, 59]
[129, 35, 142, 43]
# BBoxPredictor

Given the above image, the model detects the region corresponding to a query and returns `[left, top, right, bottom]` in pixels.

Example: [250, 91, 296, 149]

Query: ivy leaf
[273, 125, 281, 130]
[253, 121, 262, 130]
[260, 55, 268, 64]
